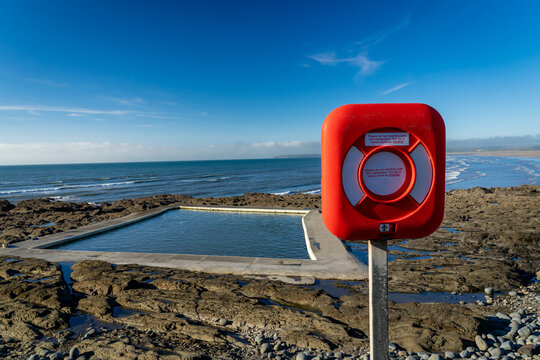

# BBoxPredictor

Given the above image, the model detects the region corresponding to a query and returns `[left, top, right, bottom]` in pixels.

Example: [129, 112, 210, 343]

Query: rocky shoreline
[0, 185, 538, 359]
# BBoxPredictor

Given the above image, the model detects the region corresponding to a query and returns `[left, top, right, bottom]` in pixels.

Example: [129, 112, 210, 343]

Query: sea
[0, 155, 539, 204]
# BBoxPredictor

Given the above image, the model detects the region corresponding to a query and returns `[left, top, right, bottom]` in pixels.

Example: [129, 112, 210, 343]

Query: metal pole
[369, 239, 389, 360]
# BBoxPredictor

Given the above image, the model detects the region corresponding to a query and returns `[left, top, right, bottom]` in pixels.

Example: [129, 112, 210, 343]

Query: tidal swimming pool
[51, 209, 310, 259]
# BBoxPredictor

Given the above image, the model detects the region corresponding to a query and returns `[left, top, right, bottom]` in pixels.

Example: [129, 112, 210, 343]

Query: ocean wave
[302, 189, 321, 195]
[272, 191, 292, 195]
[445, 170, 461, 182]
[0, 181, 135, 196]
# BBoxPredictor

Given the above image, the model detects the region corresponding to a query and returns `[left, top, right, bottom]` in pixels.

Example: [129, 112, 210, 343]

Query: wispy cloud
[356, 15, 411, 49]
[307, 51, 383, 76]
[307, 15, 410, 78]
[380, 82, 412, 95]
[25, 77, 69, 88]
[108, 97, 145, 106]
[0, 105, 133, 115]
[0, 140, 321, 165]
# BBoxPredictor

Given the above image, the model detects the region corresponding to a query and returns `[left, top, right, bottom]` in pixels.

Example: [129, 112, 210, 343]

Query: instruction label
[361, 151, 407, 196]
[366, 132, 409, 146]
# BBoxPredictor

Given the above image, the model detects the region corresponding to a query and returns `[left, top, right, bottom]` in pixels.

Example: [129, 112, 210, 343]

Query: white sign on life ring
[361, 151, 406, 196]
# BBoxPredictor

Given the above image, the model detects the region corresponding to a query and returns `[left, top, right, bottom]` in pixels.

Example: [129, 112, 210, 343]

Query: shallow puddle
[68, 312, 123, 337]
[440, 227, 463, 233]
[389, 291, 488, 304]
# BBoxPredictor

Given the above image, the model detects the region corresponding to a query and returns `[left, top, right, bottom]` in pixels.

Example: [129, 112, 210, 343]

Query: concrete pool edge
[2, 205, 368, 280]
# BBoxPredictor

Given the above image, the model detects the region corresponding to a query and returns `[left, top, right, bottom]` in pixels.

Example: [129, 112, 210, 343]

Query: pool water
[52, 210, 309, 259]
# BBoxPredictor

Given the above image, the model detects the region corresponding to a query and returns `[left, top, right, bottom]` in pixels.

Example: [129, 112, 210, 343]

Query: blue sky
[1, 1, 539, 164]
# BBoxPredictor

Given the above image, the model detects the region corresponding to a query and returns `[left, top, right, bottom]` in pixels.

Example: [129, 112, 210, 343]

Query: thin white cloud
[25, 77, 69, 88]
[356, 15, 411, 49]
[307, 52, 383, 76]
[108, 97, 145, 106]
[307, 15, 410, 78]
[0, 105, 133, 115]
[0, 140, 321, 165]
[380, 82, 412, 95]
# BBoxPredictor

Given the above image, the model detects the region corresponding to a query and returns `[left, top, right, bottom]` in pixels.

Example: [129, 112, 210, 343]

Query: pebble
[296, 353, 307, 360]
[496, 312, 511, 320]
[517, 343, 538, 356]
[459, 349, 470, 358]
[517, 326, 531, 338]
[485, 287, 494, 295]
[260, 343, 271, 354]
[476, 335, 488, 351]
[27, 355, 39, 360]
[69, 347, 79, 359]
[509, 291, 518, 297]
[488, 347, 502, 357]
[219, 318, 228, 326]
[255, 333, 264, 345]
[444, 351, 456, 358]
[405, 356, 419, 360]
[427, 355, 441, 360]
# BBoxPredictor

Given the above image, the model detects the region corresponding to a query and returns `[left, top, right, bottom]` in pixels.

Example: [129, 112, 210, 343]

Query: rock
[485, 287, 494, 295]
[459, 349, 470, 358]
[444, 351, 456, 358]
[334, 352, 344, 359]
[517, 326, 531, 338]
[218, 318, 228, 326]
[389, 342, 397, 351]
[405, 356, 419, 360]
[27, 355, 39, 360]
[509, 291, 517, 297]
[517, 344, 538, 356]
[500, 341, 513, 351]
[261, 343, 271, 354]
[476, 335, 489, 351]
[255, 334, 264, 345]
[428, 355, 442, 360]
[69, 347, 79, 359]
[488, 347, 502, 357]
[496, 312, 511, 320]
[296, 353, 307, 360]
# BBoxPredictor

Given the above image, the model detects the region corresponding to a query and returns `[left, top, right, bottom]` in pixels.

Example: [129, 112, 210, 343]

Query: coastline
[447, 149, 540, 158]
[0, 186, 538, 358]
